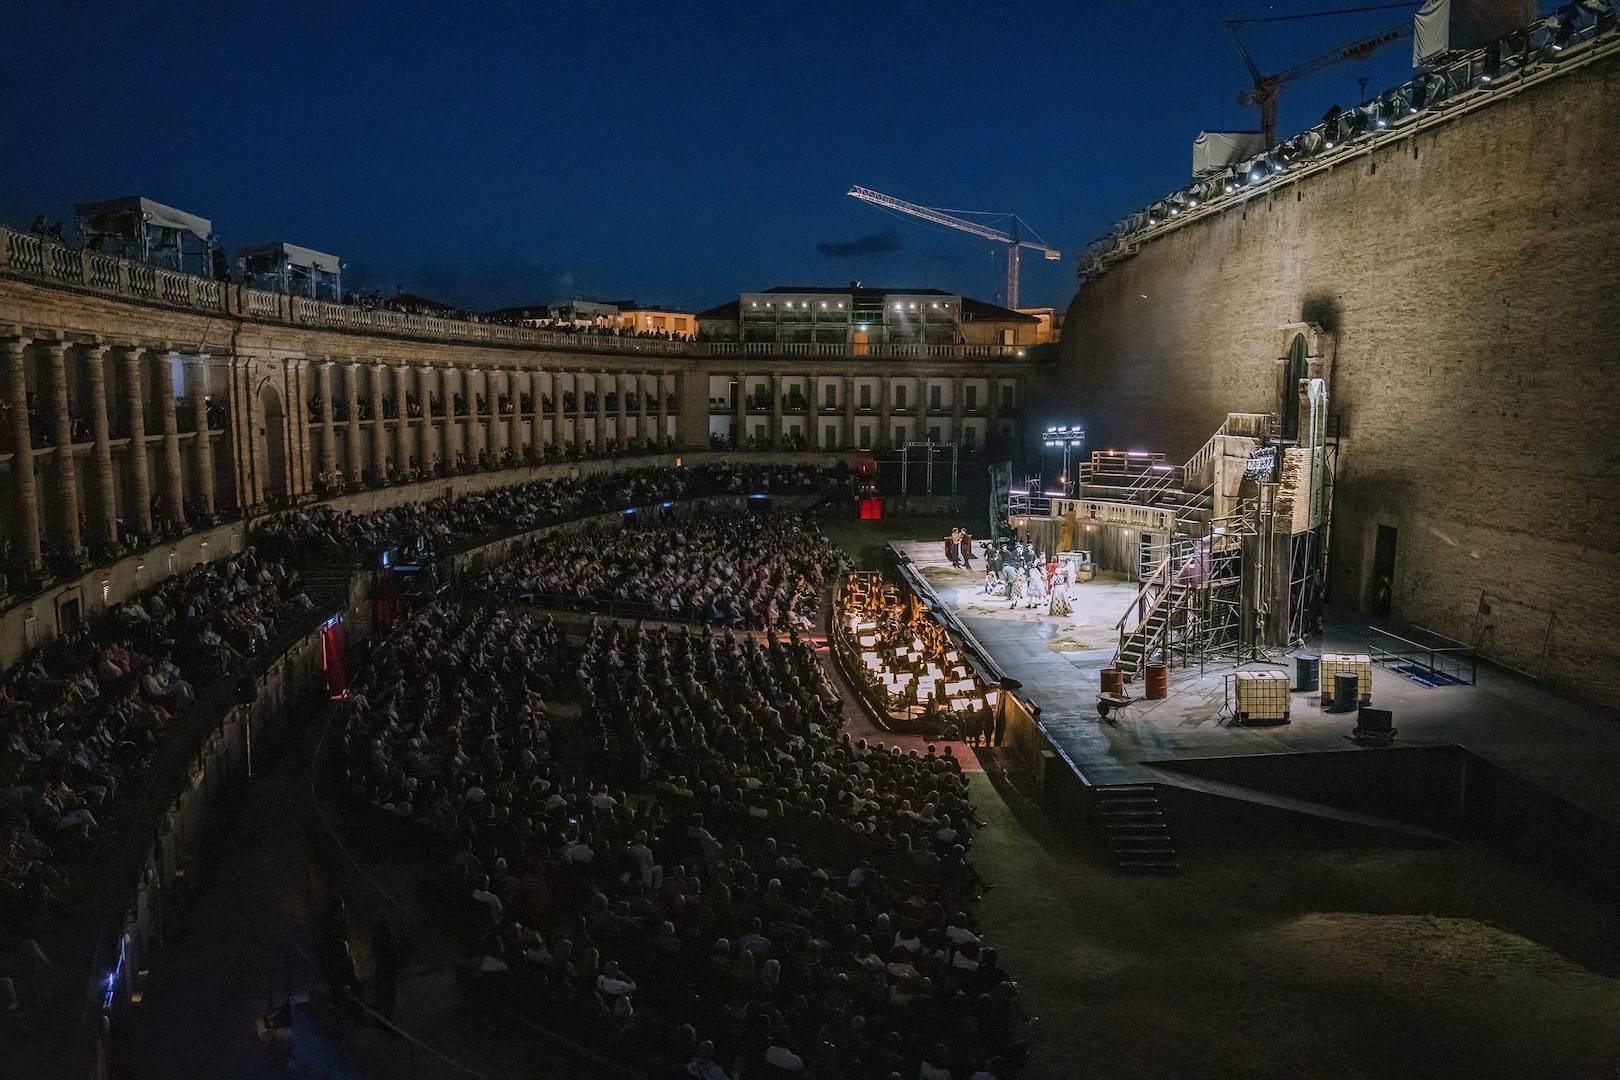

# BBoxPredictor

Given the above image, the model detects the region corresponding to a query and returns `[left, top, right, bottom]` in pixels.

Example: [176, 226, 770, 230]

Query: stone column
[951, 375, 965, 445]
[636, 372, 650, 447]
[185, 356, 215, 517]
[489, 368, 508, 461]
[344, 361, 362, 482]
[154, 351, 184, 528]
[734, 370, 746, 446]
[842, 374, 856, 449]
[392, 364, 412, 473]
[317, 360, 337, 478]
[82, 344, 117, 544]
[472, 367, 491, 462]
[41, 342, 82, 556]
[369, 362, 387, 480]
[552, 372, 567, 451]
[2, 338, 42, 570]
[880, 374, 893, 450]
[438, 366, 457, 470]
[416, 365, 434, 472]
[289, 359, 312, 499]
[652, 371, 666, 447]
[119, 347, 152, 535]
[615, 371, 629, 448]
[770, 373, 783, 448]
[593, 372, 608, 452]
[509, 369, 525, 459]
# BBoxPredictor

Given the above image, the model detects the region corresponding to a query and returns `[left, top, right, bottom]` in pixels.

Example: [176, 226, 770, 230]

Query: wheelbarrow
[1097, 692, 1135, 724]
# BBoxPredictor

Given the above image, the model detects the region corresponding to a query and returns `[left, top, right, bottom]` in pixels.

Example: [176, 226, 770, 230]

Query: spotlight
[1480, 40, 1501, 81]
[1549, 7, 1576, 49]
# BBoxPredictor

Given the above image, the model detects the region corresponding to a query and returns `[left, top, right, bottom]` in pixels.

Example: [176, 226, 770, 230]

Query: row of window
[729, 422, 985, 451]
[729, 382, 1008, 409]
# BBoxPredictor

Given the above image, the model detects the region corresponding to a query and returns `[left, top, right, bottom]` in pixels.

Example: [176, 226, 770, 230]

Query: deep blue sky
[2, 1, 1443, 312]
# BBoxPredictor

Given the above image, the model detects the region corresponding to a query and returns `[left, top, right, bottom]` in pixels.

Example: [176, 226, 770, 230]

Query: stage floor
[892, 541, 1620, 825]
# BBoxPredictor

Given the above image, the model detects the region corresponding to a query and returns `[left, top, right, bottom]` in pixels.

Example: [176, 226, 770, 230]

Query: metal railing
[1368, 623, 1479, 686]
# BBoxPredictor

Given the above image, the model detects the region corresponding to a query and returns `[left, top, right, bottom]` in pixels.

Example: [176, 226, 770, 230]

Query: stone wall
[1048, 52, 1620, 704]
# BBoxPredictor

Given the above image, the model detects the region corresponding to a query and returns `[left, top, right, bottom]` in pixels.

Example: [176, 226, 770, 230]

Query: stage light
[1550, 7, 1577, 49]
[1480, 40, 1501, 81]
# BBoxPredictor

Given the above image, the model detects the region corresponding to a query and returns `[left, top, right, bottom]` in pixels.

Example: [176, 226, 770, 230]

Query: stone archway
[260, 382, 288, 505]
[1281, 333, 1308, 441]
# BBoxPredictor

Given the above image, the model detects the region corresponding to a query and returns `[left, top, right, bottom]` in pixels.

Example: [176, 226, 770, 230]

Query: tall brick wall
[1050, 54, 1620, 704]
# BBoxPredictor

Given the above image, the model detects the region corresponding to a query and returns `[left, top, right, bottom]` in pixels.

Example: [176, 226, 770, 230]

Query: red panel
[859, 497, 884, 520]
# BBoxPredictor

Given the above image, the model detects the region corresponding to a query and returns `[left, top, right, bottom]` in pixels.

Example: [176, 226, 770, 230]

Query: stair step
[1116, 861, 1181, 875]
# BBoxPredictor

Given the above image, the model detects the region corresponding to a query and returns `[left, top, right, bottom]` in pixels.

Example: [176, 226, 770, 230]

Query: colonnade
[1, 336, 229, 573]
[303, 359, 680, 486]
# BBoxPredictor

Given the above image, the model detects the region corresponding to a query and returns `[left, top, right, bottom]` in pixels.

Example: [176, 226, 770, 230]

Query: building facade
[0, 230, 1042, 612]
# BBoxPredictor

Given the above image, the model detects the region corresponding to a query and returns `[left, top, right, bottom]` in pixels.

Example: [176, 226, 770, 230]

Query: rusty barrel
[1144, 663, 1169, 700]
[1100, 667, 1125, 696]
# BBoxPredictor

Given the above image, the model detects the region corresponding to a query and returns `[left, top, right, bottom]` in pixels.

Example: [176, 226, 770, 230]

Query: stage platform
[890, 541, 1620, 828]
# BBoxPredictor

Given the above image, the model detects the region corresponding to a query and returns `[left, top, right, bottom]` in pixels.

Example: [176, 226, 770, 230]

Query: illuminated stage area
[892, 539, 1620, 878]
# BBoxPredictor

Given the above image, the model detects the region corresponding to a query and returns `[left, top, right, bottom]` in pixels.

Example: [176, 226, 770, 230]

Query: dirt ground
[966, 768, 1620, 1080]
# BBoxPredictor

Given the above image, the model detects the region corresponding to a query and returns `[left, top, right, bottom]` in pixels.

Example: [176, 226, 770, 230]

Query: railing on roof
[0, 225, 1049, 364]
[1081, 5, 1620, 279]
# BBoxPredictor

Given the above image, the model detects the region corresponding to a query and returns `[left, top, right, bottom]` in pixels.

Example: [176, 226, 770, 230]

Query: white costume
[1047, 565, 1073, 617]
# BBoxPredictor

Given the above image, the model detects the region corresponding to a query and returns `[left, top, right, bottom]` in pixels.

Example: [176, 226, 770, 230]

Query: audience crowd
[339, 597, 1027, 1079]
[487, 511, 844, 629]
[253, 462, 844, 567]
[0, 551, 313, 973]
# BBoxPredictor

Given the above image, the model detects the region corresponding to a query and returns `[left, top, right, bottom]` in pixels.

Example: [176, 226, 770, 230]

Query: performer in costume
[1047, 560, 1073, 617]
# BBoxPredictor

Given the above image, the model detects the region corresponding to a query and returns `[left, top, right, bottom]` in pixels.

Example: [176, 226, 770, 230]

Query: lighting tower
[846, 185, 1062, 309]
[1044, 425, 1086, 496]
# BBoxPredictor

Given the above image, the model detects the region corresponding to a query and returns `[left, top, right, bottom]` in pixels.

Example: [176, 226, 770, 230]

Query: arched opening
[260, 383, 288, 505]
[1281, 333, 1308, 441]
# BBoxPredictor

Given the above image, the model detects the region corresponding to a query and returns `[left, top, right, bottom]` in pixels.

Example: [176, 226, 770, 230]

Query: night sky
[2, 1, 1434, 312]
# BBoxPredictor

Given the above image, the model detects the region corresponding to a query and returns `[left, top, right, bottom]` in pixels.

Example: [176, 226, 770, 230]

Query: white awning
[1413, 0, 1451, 64]
[239, 241, 341, 275]
[1192, 131, 1267, 177]
[74, 196, 213, 241]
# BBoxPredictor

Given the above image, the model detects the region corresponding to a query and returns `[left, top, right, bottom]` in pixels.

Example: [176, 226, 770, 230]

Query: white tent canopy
[1193, 131, 1267, 177]
[238, 242, 341, 275]
[74, 196, 213, 242]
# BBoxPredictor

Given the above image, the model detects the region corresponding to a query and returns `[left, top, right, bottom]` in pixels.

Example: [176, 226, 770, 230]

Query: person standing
[960, 531, 975, 569]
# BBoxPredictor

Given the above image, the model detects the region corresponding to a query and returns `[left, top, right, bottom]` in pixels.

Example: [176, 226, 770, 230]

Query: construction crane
[846, 185, 1061, 309]
[1228, 2, 1416, 147]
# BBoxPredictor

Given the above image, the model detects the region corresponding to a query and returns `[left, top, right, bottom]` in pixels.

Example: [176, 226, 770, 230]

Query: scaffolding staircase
[1114, 498, 1264, 679]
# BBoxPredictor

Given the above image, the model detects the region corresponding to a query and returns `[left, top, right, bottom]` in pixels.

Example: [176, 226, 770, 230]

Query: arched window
[1282, 334, 1308, 441]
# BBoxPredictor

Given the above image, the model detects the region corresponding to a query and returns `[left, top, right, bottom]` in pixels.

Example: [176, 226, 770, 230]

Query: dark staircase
[1096, 784, 1179, 874]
